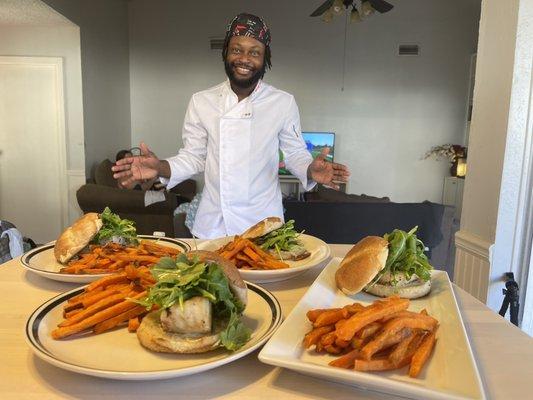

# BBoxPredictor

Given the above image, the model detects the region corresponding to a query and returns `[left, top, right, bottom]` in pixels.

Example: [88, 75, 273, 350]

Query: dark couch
[283, 188, 455, 277]
[77, 159, 196, 237]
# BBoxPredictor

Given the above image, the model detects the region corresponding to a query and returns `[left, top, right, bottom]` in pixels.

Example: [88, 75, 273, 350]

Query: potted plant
[424, 144, 467, 177]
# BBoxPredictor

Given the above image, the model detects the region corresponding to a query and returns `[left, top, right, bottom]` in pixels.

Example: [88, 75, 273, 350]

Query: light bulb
[332, 0, 344, 16]
[350, 7, 362, 22]
[322, 8, 334, 23]
[361, 1, 375, 17]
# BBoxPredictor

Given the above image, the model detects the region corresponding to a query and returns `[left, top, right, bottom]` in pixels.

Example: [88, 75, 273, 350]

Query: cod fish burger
[54, 207, 137, 264]
[136, 251, 251, 353]
[242, 217, 310, 261]
[335, 227, 433, 299]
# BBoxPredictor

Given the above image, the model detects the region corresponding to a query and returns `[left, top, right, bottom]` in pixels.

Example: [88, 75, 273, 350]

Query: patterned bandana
[225, 13, 271, 47]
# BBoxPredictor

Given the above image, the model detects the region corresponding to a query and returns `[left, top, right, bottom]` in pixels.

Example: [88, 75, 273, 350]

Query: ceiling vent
[398, 44, 420, 56]
[210, 38, 225, 50]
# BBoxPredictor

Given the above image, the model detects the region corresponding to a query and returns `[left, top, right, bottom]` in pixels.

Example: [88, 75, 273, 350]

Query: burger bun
[335, 236, 389, 296]
[54, 213, 102, 264]
[241, 217, 283, 240]
[364, 277, 431, 299]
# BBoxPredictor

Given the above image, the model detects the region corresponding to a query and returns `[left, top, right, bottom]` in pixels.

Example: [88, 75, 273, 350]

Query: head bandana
[225, 13, 271, 47]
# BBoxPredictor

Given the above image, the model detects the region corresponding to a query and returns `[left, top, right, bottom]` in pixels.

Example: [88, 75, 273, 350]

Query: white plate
[20, 235, 190, 283]
[196, 234, 331, 283]
[259, 258, 486, 400]
[25, 281, 282, 380]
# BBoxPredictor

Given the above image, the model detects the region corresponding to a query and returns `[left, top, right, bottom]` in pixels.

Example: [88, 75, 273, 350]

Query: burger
[241, 217, 310, 261]
[335, 227, 433, 299]
[135, 250, 251, 353]
[54, 207, 138, 264]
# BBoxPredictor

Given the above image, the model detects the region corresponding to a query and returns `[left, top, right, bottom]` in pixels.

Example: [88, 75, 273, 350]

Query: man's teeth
[236, 67, 252, 74]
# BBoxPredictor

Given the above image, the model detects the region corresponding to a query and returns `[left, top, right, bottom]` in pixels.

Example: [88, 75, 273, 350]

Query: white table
[1, 243, 531, 399]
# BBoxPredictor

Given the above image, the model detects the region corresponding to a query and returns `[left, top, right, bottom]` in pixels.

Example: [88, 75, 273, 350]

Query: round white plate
[197, 234, 331, 283]
[25, 282, 282, 380]
[20, 235, 190, 283]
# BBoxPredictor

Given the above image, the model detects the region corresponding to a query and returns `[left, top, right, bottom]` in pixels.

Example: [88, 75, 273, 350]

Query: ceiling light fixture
[310, 0, 394, 23]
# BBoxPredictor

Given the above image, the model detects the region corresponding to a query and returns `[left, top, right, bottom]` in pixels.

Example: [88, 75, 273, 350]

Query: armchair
[76, 159, 196, 237]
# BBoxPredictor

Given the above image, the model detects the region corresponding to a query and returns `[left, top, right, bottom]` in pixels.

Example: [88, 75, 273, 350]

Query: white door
[0, 57, 68, 243]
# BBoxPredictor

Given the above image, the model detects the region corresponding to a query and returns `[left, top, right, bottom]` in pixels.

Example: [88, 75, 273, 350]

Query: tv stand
[279, 175, 303, 200]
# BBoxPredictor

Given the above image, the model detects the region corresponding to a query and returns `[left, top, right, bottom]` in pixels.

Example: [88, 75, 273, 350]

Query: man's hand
[112, 142, 168, 188]
[307, 147, 350, 190]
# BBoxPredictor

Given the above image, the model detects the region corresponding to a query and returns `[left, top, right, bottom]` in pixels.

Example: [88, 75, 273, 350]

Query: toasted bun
[54, 213, 102, 264]
[137, 312, 225, 354]
[186, 250, 247, 306]
[364, 279, 431, 299]
[335, 236, 389, 296]
[137, 250, 248, 354]
[241, 217, 283, 239]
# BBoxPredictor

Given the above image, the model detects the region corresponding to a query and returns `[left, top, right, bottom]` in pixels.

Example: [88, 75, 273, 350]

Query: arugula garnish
[255, 220, 304, 255]
[137, 254, 251, 351]
[369, 226, 433, 287]
[93, 207, 138, 245]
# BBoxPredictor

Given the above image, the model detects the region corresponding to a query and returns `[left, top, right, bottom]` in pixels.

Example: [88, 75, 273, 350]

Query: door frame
[0, 56, 69, 232]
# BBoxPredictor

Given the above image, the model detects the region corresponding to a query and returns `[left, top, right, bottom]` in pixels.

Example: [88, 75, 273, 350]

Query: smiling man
[113, 13, 350, 239]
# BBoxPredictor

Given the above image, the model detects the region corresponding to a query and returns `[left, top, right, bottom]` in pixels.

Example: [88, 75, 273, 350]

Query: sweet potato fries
[303, 296, 439, 378]
[51, 265, 155, 339]
[217, 236, 289, 270]
[60, 240, 182, 274]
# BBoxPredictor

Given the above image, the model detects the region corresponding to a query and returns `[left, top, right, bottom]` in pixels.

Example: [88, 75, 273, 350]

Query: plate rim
[25, 281, 283, 380]
[197, 233, 331, 276]
[20, 235, 191, 278]
[258, 257, 486, 400]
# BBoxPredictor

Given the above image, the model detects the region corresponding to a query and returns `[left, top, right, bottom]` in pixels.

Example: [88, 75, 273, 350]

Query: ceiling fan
[310, 0, 394, 19]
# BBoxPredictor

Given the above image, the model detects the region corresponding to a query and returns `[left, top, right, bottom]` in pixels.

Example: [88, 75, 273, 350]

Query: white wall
[0, 2, 86, 226]
[43, 0, 131, 176]
[0, 23, 84, 171]
[129, 0, 480, 202]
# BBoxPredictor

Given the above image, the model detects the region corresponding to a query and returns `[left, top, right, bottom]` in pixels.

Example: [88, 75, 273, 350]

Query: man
[113, 13, 350, 238]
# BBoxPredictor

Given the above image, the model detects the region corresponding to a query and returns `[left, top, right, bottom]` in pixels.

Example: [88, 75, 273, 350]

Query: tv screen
[279, 132, 335, 175]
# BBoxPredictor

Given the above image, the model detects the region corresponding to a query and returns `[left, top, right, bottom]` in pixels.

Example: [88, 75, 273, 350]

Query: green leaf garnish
[369, 226, 433, 287]
[93, 207, 138, 245]
[256, 220, 304, 252]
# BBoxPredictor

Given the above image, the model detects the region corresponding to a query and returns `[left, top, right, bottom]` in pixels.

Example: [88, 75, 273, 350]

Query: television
[279, 132, 335, 175]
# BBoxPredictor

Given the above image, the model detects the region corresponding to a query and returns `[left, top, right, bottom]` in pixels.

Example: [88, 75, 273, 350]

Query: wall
[129, 0, 480, 202]
[0, 5, 85, 225]
[43, 0, 131, 176]
[454, 0, 519, 305]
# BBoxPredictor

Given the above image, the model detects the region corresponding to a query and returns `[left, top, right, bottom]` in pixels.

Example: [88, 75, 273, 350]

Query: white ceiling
[0, 0, 75, 26]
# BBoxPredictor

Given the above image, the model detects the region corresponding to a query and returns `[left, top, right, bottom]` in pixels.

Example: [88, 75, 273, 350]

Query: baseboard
[454, 230, 492, 303]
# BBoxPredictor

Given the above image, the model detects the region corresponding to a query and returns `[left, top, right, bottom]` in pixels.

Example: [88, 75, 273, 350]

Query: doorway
[0, 56, 68, 243]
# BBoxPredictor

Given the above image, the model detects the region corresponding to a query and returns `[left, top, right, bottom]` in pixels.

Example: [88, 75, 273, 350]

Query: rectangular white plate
[259, 258, 485, 400]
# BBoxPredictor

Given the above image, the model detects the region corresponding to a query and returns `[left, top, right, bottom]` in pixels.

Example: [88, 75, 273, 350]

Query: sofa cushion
[305, 187, 390, 203]
[94, 159, 117, 188]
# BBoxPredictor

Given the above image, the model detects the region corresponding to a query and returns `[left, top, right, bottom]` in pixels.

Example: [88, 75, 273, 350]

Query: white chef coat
[162, 80, 315, 239]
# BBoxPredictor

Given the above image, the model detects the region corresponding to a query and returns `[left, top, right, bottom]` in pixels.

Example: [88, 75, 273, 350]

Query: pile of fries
[60, 240, 182, 274]
[303, 296, 439, 378]
[51, 265, 155, 339]
[217, 236, 289, 270]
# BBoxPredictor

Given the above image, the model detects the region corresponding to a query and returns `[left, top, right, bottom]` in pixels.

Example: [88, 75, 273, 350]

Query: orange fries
[217, 236, 289, 270]
[303, 296, 439, 378]
[60, 240, 182, 275]
[51, 266, 155, 340]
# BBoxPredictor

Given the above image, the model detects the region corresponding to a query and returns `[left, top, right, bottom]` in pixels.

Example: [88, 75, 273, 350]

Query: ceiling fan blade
[310, 0, 335, 17]
[368, 0, 394, 13]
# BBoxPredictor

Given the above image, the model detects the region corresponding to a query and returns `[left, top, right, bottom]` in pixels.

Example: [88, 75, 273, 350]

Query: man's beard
[224, 59, 265, 89]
